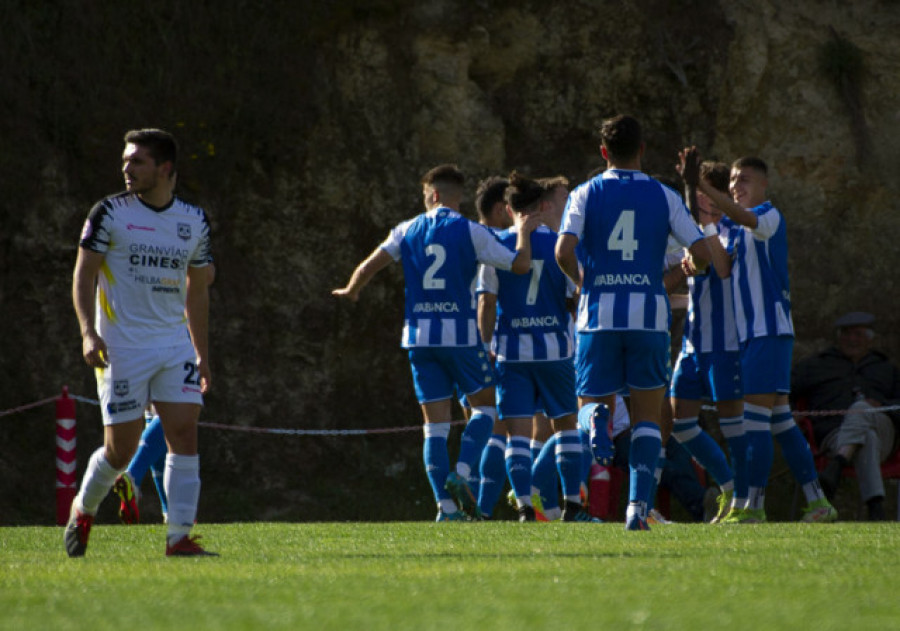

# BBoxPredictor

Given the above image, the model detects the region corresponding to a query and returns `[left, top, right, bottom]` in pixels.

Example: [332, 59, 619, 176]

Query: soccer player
[113, 262, 217, 525]
[555, 115, 719, 530]
[697, 155, 837, 523]
[670, 153, 743, 523]
[478, 172, 596, 522]
[67, 128, 216, 557]
[333, 164, 542, 521]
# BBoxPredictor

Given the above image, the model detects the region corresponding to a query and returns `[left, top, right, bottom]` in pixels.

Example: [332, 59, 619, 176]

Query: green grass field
[1, 521, 897, 630]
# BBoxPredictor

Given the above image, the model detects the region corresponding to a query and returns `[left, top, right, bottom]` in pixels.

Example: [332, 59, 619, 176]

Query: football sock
[629, 422, 662, 508]
[477, 433, 507, 517]
[672, 415, 735, 487]
[164, 453, 200, 543]
[648, 447, 665, 512]
[76, 447, 122, 515]
[744, 403, 774, 499]
[456, 407, 495, 476]
[532, 438, 560, 512]
[554, 429, 584, 503]
[423, 422, 452, 504]
[505, 436, 533, 507]
[530, 439, 545, 463]
[150, 458, 168, 515]
[719, 415, 749, 504]
[128, 415, 167, 486]
[771, 404, 819, 487]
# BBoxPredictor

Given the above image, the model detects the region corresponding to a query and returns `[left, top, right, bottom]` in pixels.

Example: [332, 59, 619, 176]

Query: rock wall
[1, 0, 898, 523]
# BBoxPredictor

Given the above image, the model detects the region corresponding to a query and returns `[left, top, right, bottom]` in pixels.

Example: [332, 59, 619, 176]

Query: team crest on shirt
[113, 380, 129, 397]
[177, 223, 191, 240]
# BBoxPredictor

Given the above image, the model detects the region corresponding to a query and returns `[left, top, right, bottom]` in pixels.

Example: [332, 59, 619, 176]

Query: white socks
[164, 453, 201, 542]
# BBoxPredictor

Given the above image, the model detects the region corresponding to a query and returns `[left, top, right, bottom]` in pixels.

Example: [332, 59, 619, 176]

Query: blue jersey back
[380, 207, 516, 348]
[724, 204, 794, 341]
[486, 225, 574, 362]
[561, 170, 702, 332]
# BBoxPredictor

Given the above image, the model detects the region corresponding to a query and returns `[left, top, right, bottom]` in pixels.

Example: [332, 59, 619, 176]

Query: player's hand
[681, 255, 698, 277]
[82, 332, 109, 368]
[677, 146, 700, 187]
[196, 358, 212, 394]
[332, 287, 359, 302]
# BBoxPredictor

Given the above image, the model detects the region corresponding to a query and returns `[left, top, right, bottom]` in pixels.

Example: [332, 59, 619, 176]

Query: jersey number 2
[423, 244, 446, 289]
[608, 210, 639, 261]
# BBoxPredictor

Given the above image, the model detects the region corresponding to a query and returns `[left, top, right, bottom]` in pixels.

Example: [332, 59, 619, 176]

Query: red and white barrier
[55, 387, 77, 525]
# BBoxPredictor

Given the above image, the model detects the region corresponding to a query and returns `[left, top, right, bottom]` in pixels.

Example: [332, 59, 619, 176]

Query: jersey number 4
[608, 210, 639, 261]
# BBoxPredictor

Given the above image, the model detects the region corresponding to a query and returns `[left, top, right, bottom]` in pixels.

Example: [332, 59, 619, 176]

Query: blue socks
[505, 436, 533, 505]
[456, 407, 495, 476]
[128, 415, 167, 486]
[771, 404, 817, 485]
[423, 422, 452, 505]
[478, 434, 507, 516]
[744, 403, 773, 509]
[554, 430, 584, 503]
[671, 416, 734, 487]
[719, 415, 749, 502]
[629, 422, 662, 507]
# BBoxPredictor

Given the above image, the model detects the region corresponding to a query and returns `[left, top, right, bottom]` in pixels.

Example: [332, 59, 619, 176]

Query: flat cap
[833, 311, 876, 328]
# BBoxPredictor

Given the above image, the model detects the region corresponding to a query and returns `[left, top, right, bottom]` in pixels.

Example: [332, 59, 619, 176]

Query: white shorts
[95, 343, 204, 425]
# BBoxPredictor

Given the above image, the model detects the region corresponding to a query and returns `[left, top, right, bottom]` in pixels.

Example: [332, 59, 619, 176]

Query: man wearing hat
[792, 312, 900, 520]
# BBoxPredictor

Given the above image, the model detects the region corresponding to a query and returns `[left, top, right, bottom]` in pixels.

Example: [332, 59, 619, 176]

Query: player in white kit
[67, 129, 216, 557]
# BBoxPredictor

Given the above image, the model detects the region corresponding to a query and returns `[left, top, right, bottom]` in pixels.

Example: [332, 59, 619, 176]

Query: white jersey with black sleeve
[78, 192, 212, 349]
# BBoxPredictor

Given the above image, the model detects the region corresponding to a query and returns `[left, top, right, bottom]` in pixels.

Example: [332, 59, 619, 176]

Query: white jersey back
[79, 192, 212, 348]
[683, 223, 740, 353]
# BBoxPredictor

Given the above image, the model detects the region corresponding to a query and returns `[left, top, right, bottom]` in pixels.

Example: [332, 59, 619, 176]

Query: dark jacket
[791, 347, 900, 446]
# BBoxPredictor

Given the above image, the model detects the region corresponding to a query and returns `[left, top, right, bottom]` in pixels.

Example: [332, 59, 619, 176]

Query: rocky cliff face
[1, 1, 898, 522]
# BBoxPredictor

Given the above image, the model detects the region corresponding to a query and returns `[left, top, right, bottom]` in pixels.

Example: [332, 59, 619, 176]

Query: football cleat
[647, 508, 673, 525]
[562, 501, 603, 523]
[436, 509, 468, 522]
[710, 489, 734, 524]
[518, 505, 537, 522]
[64, 506, 94, 558]
[112, 472, 140, 525]
[625, 501, 650, 531]
[801, 498, 838, 523]
[165, 535, 219, 557]
[444, 471, 483, 519]
[736, 508, 767, 524]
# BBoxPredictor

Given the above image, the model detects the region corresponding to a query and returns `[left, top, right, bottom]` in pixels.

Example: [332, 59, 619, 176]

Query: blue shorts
[670, 349, 743, 402]
[740, 336, 793, 395]
[575, 330, 670, 397]
[408, 346, 495, 404]
[496, 359, 577, 420]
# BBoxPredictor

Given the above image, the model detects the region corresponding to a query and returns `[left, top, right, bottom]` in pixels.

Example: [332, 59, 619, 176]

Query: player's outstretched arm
[332, 247, 393, 302]
[72, 247, 108, 368]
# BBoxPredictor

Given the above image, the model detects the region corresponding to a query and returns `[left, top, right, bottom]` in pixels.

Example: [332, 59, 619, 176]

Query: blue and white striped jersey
[560, 169, 703, 333]
[478, 225, 575, 362]
[683, 223, 740, 353]
[380, 207, 517, 348]
[723, 202, 794, 341]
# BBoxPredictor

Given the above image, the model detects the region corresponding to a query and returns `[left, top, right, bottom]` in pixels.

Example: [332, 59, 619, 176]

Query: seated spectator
[791, 311, 899, 520]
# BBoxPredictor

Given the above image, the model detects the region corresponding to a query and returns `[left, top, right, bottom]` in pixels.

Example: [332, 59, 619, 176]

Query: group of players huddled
[335, 114, 837, 528]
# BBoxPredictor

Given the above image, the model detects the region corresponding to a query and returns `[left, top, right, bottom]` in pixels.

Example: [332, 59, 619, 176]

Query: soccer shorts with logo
[740, 335, 793, 395]
[407, 346, 495, 404]
[575, 330, 669, 397]
[96, 342, 204, 425]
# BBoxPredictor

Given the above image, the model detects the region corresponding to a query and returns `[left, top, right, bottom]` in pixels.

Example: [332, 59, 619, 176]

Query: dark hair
[600, 115, 642, 162]
[123, 128, 178, 171]
[475, 176, 509, 221]
[421, 163, 465, 188]
[505, 171, 544, 212]
[700, 161, 730, 193]
[732, 156, 768, 176]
